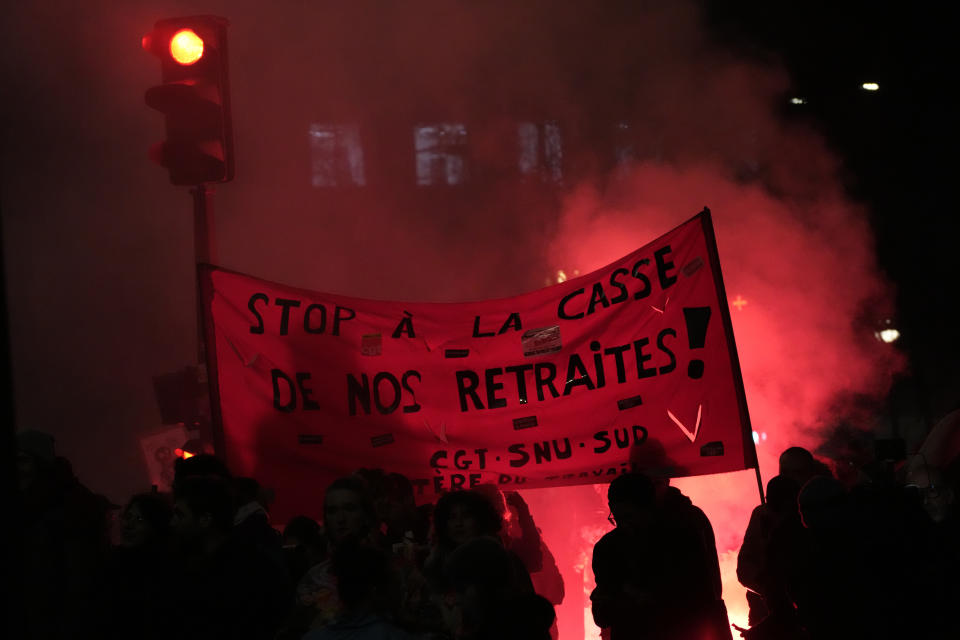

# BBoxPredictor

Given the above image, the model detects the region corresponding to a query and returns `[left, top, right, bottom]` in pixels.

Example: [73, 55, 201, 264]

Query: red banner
[202, 209, 756, 519]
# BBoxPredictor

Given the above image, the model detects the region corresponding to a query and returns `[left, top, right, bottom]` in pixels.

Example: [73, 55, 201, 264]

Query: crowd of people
[734, 446, 959, 639]
[13, 426, 960, 639]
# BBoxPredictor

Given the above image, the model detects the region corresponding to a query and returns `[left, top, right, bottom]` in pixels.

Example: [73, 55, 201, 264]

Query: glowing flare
[790, 97, 807, 105]
[170, 29, 204, 65]
[861, 82, 880, 91]
[556, 269, 567, 283]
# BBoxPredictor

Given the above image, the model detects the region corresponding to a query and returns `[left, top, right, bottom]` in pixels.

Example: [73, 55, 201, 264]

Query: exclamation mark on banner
[683, 307, 712, 379]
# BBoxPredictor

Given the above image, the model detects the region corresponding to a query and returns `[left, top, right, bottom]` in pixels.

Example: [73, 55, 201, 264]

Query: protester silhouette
[23, 430, 960, 640]
[173, 452, 232, 485]
[472, 485, 563, 638]
[444, 536, 553, 640]
[302, 540, 414, 639]
[168, 474, 290, 640]
[17, 429, 111, 639]
[737, 446, 827, 626]
[282, 515, 327, 584]
[103, 492, 176, 640]
[735, 475, 804, 640]
[592, 472, 726, 639]
[426, 490, 531, 587]
[904, 462, 960, 637]
[474, 485, 543, 571]
[355, 468, 431, 547]
[288, 476, 383, 636]
[422, 489, 544, 638]
[232, 475, 288, 578]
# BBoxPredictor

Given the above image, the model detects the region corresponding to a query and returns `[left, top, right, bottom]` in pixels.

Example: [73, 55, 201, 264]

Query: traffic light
[143, 16, 234, 185]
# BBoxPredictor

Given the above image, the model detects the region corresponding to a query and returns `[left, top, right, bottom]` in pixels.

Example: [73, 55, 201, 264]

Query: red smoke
[538, 167, 902, 633]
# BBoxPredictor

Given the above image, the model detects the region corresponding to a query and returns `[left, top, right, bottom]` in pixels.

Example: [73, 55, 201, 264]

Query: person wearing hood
[591, 472, 728, 639]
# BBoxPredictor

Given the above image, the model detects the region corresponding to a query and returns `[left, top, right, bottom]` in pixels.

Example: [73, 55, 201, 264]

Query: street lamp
[874, 318, 900, 343]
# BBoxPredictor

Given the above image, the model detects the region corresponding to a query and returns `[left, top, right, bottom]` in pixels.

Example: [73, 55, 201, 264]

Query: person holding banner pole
[592, 472, 727, 639]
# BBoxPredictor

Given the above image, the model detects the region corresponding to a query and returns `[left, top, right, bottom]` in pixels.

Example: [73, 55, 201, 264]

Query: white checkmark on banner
[424, 419, 449, 444]
[667, 404, 702, 443]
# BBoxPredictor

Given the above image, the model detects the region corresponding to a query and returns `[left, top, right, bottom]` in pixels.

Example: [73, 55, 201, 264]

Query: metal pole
[754, 464, 765, 505]
[191, 184, 215, 363]
[190, 184, 219, 452]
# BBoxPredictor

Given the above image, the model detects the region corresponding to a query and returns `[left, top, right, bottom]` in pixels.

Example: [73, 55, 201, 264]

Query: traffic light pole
[192, 184, 215, 268]
[191, 184, 224, 455]
[192, 184, 215, 366]
[144, 16, 232, 459]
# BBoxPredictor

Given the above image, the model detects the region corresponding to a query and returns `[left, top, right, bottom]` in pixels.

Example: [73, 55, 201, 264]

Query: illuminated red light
[170, 29, 204, 65]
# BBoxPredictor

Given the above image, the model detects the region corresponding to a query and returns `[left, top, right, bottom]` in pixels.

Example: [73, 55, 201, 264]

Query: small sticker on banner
[298, 434, 324, 445]
[444, 348, 470, 358]
[683, 257, 704, 277]
[513, 416, 539, 430]
[371, 433, 395, 448]
[700, 441, 724, 457]
[617, 395, 644, 410]
[361, 334, 382, 356]
[522, 326, 561, 357]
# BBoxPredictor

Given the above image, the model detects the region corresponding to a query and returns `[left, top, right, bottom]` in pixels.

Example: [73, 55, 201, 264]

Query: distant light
[878, 328, 900, 343]
[874, 318, 900, 344]
[761, 432, 768, 442]
[861, 82, 880, 92]
[556, 270, 568, 284]
[752, 431, 760, 444]
[790, 97, 807, 105]
[170, 29, 204, 65]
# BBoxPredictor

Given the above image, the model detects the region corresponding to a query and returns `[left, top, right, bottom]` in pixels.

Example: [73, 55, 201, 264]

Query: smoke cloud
[535, 2, 903, 631]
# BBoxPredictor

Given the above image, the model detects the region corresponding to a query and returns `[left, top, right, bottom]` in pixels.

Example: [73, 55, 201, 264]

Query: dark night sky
[1, 0, 955, 505]
[706, 0, 957, 422]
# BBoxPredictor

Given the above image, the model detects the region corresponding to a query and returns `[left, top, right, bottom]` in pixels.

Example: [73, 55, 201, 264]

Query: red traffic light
[170, 29, 204, 65]
[143, 16, 234, 185]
